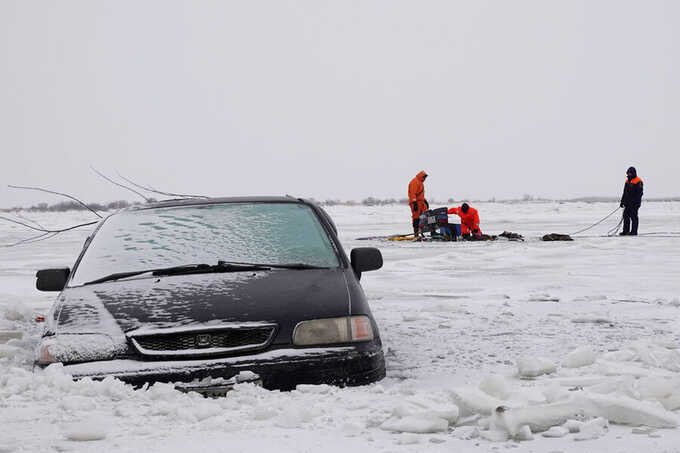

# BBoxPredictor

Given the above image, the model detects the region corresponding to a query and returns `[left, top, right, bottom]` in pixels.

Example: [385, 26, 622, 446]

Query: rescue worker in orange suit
[620, 166, 643, 236]
[408, 171, 429, 236]
[448, 203, 482, 239]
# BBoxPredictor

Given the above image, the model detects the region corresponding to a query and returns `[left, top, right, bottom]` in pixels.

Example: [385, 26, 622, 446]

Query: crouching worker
[448, 203, 481, 239]
[408, 171, 429, 237]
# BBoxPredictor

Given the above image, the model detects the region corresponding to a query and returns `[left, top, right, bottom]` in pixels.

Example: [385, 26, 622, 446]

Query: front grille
[129, 325, 276, 358]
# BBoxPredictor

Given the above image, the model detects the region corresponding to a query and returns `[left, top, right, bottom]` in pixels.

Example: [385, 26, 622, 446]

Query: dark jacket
[620, 167, 643, 207]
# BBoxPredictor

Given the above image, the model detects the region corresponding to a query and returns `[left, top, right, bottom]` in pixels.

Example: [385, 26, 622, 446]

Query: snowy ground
[1, 202, 680, 452]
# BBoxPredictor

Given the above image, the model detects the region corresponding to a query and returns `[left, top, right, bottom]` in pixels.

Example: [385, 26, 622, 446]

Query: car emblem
[195, 334, 212, 348]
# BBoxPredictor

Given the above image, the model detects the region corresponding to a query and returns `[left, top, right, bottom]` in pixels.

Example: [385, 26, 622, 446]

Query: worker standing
[620, 166, 643, 236]
[448, 203, 482, 239]
[408, 171, 429, 236]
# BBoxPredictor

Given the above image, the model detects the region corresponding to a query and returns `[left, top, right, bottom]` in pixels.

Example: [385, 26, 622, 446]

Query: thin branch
[8, 185, 103, 218]
[1, 232, 56, 248]
[15, 213, 45, 230]
[90, 166, 153, 202]
[115, 172, 209, 199]
[23, 232, 60, 245]
[0, 215, 98, 233]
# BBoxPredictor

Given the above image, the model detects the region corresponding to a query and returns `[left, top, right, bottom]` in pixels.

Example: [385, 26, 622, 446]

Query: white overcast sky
[1, 1, 678, 207]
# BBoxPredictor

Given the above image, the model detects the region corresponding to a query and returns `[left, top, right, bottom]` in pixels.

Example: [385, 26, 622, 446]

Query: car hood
[53, 269, 351, 338]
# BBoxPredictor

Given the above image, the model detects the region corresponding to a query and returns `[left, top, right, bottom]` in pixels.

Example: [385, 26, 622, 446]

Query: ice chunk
[402, 314, 425, 322]
[571, 316, 613, 325]
[623, 341, 680, 372]
[574, 417, 608, 441]
[562, 346, 597, 368]
[542, 426, 569, 438]
[578, 392, 679, 428]
[295, 384, 334, 394]
[598, 361, 667, 378]
[659, 392, 680, 411]
[601, 349, 637, 362]
[380, 415, 449, 434]
[451, 426, 479, 440]
[478, 429, 509, 442]
[1, 301, 31, 322]
[235, 370, 259, 381]
[147, 382, 179, 400]
[632, 427, 657, 435]
[551, 375, 609, 388]
[389, 395, 459, 424]
[394, 433, 421, 445]
[0, 344, 20, 359]
[424, 406, 459, 424]
[517, 357, 556, 378]
[542, 383, 571, 403]
[448, 387, 504, 417]
[563, 419, 583, 433]
[477, 417, 491, 430]
[636, 376, 680, 404]
[589, 376, 636, 397]
[492, 402, 584, 436]
[515, 425, 533, 441]
[63, 418, 109, 442]
[479, 374, 511, 400]
[252, 406, 277, 421]
[341, 422, 362, 437]
[0, 331, 22, 344]
[193, 401, 222, 421]
[275, 406, 321, 428]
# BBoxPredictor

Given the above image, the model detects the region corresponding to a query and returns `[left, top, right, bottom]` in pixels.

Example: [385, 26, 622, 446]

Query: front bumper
[62, 344, 386, 391]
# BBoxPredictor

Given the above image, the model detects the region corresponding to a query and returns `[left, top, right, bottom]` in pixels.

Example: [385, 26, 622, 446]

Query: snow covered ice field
[1, 201, 680, 452]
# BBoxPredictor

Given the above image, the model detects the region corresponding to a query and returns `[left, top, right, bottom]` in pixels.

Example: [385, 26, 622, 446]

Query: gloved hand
[411, 202, 418, 212]
[620, 202, 624, 208]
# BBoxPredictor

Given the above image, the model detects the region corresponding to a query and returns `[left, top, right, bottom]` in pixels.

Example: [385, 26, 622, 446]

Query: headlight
[292, 316, 374, 346]
[38, 340, 56, 365]
[37, 334, 128, 365]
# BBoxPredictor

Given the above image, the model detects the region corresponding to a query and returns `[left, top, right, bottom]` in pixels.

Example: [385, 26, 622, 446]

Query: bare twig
[8, 185, 103, 218]
[115, 172, 209, 199]
[0, 215, 98, 233]
[15, 213, 45, 230]
[1, 232, 57, 248]
[90, 166, 153, 203]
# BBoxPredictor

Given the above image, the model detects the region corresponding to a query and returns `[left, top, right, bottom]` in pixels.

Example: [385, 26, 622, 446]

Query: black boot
[631, 209, 639, 235]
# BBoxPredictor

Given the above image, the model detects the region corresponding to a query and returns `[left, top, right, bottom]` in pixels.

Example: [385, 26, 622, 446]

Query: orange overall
[448, 206, 481, 236]
[408, 171, 428, 222]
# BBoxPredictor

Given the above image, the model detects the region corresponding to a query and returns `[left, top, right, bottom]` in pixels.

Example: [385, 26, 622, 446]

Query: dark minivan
[36, 197, 385, 393]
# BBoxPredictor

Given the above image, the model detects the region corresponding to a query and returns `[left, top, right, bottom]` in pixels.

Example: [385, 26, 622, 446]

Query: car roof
[126, 196, 308, 212]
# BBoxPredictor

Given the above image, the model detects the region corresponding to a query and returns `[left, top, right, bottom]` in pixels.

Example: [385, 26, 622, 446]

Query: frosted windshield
[70, 203, 339, 286]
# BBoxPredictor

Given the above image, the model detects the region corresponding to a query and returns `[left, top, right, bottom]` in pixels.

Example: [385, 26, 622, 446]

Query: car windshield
[69, 202, 340, 286]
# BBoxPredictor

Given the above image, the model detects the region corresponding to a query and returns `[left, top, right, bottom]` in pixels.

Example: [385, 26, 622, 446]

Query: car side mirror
[350, 248, 383, 279]
[36, 268, 70, 292]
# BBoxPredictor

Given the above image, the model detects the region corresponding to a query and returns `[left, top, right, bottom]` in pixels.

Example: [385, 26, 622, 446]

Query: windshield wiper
[83, 270, 154, 285]
[153, 262, 271, 276]
[82, 262, 272, 286]
[266, 263, 330, 270]
[218, 261, 330, 270]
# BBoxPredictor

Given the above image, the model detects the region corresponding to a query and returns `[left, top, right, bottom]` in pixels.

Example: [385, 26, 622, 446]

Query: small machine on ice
[418, 208, 460, 241]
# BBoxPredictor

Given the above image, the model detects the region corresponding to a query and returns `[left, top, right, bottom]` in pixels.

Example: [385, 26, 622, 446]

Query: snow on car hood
[54, 268, 351, 337]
